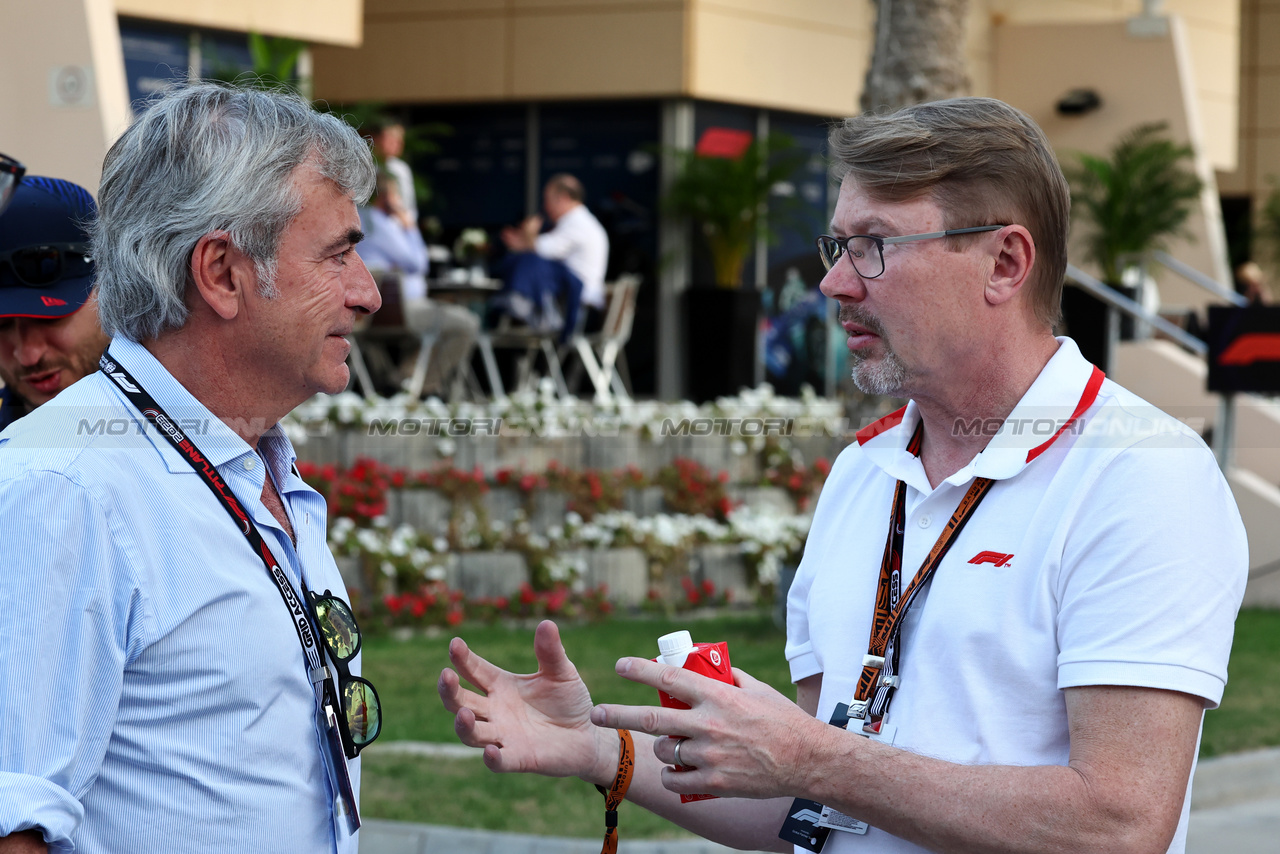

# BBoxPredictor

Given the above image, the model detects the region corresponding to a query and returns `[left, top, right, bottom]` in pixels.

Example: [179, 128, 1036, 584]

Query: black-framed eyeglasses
[815, 225, 1007, 279]
[308, 589, 382, 758]
[0, 154, 24, 217]
[0, 242, 93, 288]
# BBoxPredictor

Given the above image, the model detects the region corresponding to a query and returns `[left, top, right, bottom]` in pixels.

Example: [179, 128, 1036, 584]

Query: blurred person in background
[0, 176, 110, 431]
[358, 170, 477, 398]
[502, 173, 609, 324]
[368, 117, 418, 224]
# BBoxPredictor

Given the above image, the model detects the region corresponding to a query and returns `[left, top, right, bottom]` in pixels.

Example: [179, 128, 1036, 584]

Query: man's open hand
[438, 620, 616, 783]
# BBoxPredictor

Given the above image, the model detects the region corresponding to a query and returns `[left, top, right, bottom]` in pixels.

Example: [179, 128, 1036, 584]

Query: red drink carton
[655, 630, 733, 803]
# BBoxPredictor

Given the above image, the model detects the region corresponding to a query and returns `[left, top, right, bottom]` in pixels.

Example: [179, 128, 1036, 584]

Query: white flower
[380, 560, 395, 577]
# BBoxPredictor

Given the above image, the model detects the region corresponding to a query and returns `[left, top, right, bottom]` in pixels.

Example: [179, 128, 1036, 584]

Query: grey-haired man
[0, 84, 381, 853]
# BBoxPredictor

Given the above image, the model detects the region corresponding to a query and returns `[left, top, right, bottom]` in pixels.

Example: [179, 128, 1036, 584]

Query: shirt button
[244, 458, 256, 471]
[918, 515, 931, 528]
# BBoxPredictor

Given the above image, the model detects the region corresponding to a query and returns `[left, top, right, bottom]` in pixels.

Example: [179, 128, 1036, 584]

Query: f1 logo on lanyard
[778, 424, 995, 852]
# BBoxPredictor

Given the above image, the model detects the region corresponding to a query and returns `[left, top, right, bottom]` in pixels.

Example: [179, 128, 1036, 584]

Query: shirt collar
[102, 337, 272, 474]
[855, 338, 1104, 487]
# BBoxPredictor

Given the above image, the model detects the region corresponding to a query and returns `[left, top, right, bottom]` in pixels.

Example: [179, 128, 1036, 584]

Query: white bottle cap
[658, 630, 694, 658]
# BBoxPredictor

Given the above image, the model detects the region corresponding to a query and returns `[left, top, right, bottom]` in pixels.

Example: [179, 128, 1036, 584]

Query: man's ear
[985, 225, 1036, 307]
[189, 231, 254, 321]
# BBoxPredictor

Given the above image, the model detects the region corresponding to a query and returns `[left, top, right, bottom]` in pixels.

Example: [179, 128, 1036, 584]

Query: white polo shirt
[785, 337, 1248, 854]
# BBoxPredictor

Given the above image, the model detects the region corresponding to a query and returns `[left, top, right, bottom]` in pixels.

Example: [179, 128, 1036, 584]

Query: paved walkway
[357, 745, 1280, 854]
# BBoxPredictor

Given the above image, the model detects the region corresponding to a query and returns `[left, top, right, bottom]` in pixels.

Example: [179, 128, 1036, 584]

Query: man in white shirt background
[502, 173, 610, 326]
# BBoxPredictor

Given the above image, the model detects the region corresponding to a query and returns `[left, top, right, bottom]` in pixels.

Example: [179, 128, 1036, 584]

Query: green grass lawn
[358, 608, 1280, 836]
[1200, 608, 1280, 757]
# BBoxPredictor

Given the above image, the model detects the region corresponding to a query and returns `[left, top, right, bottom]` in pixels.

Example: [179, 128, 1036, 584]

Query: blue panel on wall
[200, 30, 253, 81]
[119, 19, 189, 112]
[410, 104, 529, 236]
[763, 110, 839, 395]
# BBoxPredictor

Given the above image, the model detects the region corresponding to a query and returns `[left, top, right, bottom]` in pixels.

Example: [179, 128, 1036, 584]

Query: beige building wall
[313, 0, 864, 114]
[1220, 0, 1280, 226]
[683, 1, 865, 116]
[0, 0, 131, 194]
[972, 0, 1239, 171]
[114, 0, 363, 46]
[994, 18, 1232, 307]
[313, 0, 688, 105]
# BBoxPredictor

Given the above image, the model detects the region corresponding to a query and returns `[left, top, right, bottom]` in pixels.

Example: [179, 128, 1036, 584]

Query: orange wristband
[596, 728, 635, 854]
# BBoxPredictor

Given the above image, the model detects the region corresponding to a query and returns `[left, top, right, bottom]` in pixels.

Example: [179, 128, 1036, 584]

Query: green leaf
[1066, 122, 1203, 283]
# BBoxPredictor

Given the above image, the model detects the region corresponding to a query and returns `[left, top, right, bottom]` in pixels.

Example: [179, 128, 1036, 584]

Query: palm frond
[1066, 122, 1202, 283]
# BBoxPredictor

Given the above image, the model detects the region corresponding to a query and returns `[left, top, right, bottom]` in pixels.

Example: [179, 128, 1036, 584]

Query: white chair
[563, 274, 640, 403]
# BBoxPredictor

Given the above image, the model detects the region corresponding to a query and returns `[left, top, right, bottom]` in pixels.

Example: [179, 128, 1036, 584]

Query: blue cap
[0, 176, 97, 319]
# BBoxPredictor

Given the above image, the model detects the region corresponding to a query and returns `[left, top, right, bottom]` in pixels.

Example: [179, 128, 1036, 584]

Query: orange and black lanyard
[850, 422, 996, 731]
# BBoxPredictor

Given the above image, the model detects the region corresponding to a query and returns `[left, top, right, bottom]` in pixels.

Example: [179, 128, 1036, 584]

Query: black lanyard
[98, 351, 332, 693]
[850, 421, 995, 730]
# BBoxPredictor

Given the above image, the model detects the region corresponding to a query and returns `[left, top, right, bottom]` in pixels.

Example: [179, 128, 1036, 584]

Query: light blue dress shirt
[0, 337, 360, 853]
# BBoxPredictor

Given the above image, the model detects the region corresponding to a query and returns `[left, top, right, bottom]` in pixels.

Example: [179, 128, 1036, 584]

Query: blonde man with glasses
[438, 98, 1246, 854]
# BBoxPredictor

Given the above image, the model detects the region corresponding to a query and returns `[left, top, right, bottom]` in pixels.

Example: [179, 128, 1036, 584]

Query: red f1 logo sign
[968, 551, 1014, 567]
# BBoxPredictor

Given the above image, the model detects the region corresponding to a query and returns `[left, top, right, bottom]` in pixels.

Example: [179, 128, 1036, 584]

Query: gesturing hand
[438, 620, 615, 782]
[591, 658, 826, 801]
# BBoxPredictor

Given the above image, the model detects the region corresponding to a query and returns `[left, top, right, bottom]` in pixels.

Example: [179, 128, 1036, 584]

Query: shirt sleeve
[534, 222, 576, 261]
[357, 209, 429, 275]
[1054, 433, 1248, 708]
[0, 470, 145, 846]
[785, 450, 862, 684]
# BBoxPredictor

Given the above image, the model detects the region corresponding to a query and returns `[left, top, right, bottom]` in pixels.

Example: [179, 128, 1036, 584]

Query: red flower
[384, 594, 404, 615]
[788, 474, 804, 491]
[519, 473, 538, 492]
[546, 589, 567, 613]
[495, 468, 513, 485]
[701, 579, 716, 596]
[717, 470, 730, 483]
[391, 471, 406, 488]
[494, 596, 509, 611]
[519, 583, 537, 605]
[320, 464, 337, 481]
[446, 609, 464, 626]
[410, 597, 427, 618]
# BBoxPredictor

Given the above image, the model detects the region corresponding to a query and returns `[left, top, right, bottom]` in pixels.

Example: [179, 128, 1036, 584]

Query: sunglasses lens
[343, 679, 381, 746]
[315, 596, 360, 660]
[13, 247, 62, 285]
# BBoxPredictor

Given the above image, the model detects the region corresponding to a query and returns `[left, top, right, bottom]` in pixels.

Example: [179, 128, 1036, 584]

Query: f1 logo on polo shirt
[968, 551, 1014, 568]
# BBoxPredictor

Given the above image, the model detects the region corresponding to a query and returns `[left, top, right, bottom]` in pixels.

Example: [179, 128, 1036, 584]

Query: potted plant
[663, 134, 807, 400]
[1065, 122, 1203, 365]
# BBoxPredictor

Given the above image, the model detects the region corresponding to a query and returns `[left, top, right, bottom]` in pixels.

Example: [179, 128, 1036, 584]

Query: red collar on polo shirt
[855, 338, 1105, 487]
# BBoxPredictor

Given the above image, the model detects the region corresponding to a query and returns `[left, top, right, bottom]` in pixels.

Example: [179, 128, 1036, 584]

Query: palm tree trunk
[861, 0, 971, 113]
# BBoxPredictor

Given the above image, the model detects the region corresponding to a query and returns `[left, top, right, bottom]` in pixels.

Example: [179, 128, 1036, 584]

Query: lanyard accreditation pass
[780, 422, 995, 851]
[99, 351, 362, 837]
